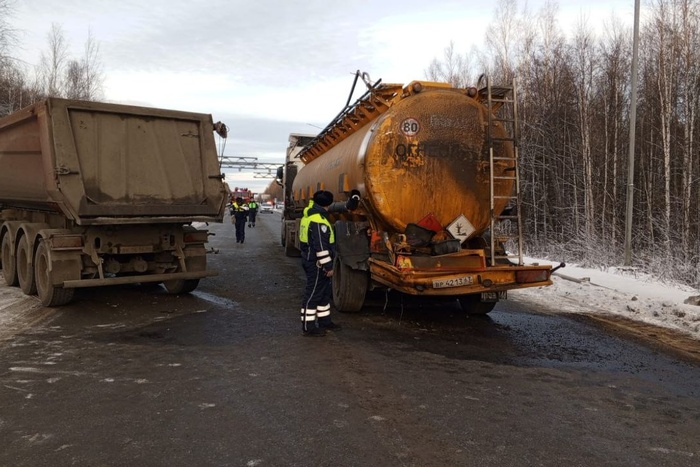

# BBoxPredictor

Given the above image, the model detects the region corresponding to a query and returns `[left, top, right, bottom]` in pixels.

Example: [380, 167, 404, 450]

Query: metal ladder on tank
[485, 77, 523, 267]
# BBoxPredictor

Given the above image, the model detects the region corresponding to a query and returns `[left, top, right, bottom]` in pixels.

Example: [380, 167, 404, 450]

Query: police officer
[299, 190, 336, 336]
[231, 197, 248, 243]
[299, 189, 361, 336]
[247, 198, 258, 227]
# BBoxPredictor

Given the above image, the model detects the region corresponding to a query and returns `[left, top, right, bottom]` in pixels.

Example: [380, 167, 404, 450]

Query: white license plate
[432, 276, 473, 289]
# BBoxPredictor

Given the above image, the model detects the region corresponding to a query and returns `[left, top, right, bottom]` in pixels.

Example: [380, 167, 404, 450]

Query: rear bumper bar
[369, 258, 552, 296]
[62, 270, 218, 288]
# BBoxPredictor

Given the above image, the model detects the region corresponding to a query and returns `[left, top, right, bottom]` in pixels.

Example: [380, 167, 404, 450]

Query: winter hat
[312, 190, 333, 207]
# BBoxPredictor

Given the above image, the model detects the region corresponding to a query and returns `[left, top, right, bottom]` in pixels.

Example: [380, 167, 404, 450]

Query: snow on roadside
[0, 277, 42, 342]
[512, 259, 700, 341]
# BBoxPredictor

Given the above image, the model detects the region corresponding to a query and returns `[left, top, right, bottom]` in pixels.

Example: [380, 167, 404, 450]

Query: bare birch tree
[425, 41, 473, 87]
[597, 17, 630, 248]
[0, 0, 15, 65]
[37, 23, 70, 97]
[80, 28, 103, 100]
[675, 0, 700, 253]
[571, 18, 597, 241]
[647, 1, 679, 256]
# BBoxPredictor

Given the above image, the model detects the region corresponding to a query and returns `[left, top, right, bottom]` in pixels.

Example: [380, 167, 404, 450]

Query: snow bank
[513, 259, 700, 340]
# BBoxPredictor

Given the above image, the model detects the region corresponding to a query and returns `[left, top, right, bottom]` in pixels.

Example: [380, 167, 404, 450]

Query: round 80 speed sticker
[400, 118, 420, 136]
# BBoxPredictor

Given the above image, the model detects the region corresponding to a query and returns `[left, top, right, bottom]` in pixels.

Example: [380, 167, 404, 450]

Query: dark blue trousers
[300, 258, 331, 331]
[234, 218, 246, 242]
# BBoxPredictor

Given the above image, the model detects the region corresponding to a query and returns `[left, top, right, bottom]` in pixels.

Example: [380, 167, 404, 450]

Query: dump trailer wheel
[35, 240, 75, 307]
[1, 233, 19, 286]
[17, 236, 37, 295]
[162, 245, 204, 295]
[332, 257, 368, 313]
[458, 294, 497, 315]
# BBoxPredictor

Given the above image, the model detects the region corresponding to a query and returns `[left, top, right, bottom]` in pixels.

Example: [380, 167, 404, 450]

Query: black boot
[303, 327, 326, 337]
[302, 316, 325, 337]
[318, 316, 342, 331]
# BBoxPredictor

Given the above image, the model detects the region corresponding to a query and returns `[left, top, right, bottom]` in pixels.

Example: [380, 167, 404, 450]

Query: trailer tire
[332, 257, 368, 313]
[35, 240, 75, 307]
[17, 236, 37, 295]
[163, 244, 204, 295]
[1, 233, 18, 286]
[458, 294, 496, 315]
[163, 278, 200, 294]
[284, 232, 300, 257]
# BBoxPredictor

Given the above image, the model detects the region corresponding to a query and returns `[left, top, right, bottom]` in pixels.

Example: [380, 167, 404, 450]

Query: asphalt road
[1, 211, 699, 467]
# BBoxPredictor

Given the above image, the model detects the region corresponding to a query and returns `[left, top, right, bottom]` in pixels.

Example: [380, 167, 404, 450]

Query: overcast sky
[11, 0, 636, 193]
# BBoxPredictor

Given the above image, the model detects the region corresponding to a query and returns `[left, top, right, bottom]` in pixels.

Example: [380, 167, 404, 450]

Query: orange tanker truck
[278, 72, 562, 314]
[0, 98, 228, 306]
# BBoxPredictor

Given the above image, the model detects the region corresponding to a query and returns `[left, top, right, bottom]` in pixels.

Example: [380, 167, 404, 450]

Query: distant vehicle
[259, 203, 274, 214]
[275, 202, 284, 209]
[231, 187, 253, 203]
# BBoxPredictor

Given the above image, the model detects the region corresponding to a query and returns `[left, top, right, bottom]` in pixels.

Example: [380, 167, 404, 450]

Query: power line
[220, 156, 281, 178]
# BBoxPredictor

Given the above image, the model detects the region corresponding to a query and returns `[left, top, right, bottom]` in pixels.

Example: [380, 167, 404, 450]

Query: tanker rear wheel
[35, 240, 75, 307]
[458, 294, 496, 315]
[1, 233, 19, 286]
[17, 235, 37, 295]
[332, 257, 368, 313]
[163, 279, 200, 294]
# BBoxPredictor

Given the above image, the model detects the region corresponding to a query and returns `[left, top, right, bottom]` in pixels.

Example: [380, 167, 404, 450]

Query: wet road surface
[1, 212, 699, 466]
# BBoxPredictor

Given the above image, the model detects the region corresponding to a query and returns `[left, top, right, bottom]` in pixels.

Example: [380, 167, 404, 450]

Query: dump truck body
[0, 98, 227, 306]
[280, 77, 554, 314]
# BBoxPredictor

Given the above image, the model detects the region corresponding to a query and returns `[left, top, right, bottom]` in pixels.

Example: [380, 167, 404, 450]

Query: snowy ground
[0, 278, 42, 342]
[513, 258, 700, 341]
[1, 260, 700, 341]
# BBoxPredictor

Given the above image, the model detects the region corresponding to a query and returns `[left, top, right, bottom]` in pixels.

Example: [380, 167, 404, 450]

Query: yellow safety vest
[299, 212, 334, 244]
[299, 201, 314, 243]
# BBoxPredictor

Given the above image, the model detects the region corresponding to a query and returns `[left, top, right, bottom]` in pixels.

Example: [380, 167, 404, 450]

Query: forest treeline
[427, 0, 700, 287]
[0, 1, 103, 116]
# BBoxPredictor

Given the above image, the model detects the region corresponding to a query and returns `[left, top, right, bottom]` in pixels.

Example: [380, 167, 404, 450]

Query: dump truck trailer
[279, 73, 559, 314]
[0, 98, 227, 306]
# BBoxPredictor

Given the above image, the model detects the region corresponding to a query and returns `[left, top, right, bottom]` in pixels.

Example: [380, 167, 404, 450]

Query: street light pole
[624, 0, 641, 266]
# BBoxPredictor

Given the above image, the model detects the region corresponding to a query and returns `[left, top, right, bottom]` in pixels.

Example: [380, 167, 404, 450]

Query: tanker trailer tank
[280, 73, 559, 314]
[0, 98, 228, 306]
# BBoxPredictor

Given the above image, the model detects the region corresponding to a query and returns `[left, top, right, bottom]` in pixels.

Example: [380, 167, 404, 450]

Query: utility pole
[624, 0, 641, 266]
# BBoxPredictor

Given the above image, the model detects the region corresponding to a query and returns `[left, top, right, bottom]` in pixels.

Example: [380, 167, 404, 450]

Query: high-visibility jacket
[299, 200, 314, 244]
[300, 204, 335, 270]
[248, 201, 258, 210]
[231, 202, 248, 220]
